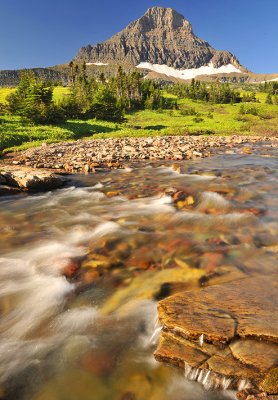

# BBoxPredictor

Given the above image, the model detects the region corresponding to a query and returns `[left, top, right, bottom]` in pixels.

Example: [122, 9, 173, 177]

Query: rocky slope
[76, 7, 246, 73]
[1, 6, 277, 86]
[0, 68, 70, 87]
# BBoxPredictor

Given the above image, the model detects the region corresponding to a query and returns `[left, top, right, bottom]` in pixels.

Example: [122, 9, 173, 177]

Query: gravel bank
[2, 135, 278, 173]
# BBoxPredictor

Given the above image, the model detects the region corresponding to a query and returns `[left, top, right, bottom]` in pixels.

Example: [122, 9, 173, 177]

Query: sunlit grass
[0, 86, 70, 104]
[0, 88, 16, 104]
[0, 87, 277, 154]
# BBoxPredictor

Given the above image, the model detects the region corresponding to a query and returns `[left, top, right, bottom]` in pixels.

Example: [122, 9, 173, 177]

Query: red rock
[63, 261, 80, 278]
[81, 350, 118, 377]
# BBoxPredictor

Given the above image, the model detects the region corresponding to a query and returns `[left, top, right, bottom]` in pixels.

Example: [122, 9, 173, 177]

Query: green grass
[0, 116, 119, 153]
[52, 86, 70, 102]
[0, 88, 16, 104]
[0, 86, 70, 104]
[0, 87, 277, 154]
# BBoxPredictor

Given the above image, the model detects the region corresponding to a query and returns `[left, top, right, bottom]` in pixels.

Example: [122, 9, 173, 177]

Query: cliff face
[76, 7, 245, 71]
[0, 68, 69, 87]
[0, 6, 261, 87]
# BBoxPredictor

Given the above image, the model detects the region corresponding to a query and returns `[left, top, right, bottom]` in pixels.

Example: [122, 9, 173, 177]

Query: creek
[0, 148, 277, 400]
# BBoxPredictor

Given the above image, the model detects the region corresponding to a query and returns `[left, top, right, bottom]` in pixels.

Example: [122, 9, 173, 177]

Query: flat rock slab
[0, 167, 66, 191]
[230, 340, 278, 373]
[158, 277, 278, 344]
[155, 277, 278, 393]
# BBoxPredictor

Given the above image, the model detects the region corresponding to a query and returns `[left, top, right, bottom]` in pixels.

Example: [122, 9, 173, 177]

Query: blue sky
[0, 0, 277, 73]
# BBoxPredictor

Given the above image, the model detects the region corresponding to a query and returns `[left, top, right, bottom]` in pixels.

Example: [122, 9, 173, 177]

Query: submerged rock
[260, 368, 278, 394]
[155, 277, 278, 394]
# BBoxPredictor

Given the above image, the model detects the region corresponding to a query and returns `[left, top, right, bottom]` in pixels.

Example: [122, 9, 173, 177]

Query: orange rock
[82, 270, 101, 284]
[200, 252, 223, 272]
[81, 350, 117, 377]
[106, 191, 120, 198]
[63, 261, 80, 278]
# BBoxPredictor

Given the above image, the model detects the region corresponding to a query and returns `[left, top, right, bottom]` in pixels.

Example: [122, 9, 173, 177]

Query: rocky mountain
[1, 7, 278, 86]
[0, 68, 70, 87]
[75, 6, 246, 77]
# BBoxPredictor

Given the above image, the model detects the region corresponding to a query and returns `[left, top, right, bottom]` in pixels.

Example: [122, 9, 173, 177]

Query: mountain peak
[75, 6, 245, 75]
[131, 6, 192, 32]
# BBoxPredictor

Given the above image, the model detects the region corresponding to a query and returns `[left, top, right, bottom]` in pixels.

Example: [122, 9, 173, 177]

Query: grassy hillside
[0, 86, 70, 104]
[0, 87, 277, 154]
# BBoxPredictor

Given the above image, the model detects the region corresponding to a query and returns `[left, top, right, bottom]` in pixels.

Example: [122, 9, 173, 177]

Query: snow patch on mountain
[256, 77, 278, 84]
[266, 77, 278, 82]
[86, 62, 109, 66]
[137, 62, 242, 80]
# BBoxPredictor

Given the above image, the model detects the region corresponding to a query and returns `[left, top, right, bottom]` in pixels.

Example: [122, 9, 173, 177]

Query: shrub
[193, 116, 204, 123]
[207, 112, 214, 119]
[239, 105, 258, 116]
[265, 93, 273, 104]
[242, 92, 257, 103]
[180, 107, 197, 116]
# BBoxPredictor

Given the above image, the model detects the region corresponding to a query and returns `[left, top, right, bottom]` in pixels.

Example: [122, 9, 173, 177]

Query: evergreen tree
[6, 71, 65, 124]
[265, 93, 273, 104]
[69, 61, 75, 83]
[92, 86, 123, 121]
[99, 73, 106, 84]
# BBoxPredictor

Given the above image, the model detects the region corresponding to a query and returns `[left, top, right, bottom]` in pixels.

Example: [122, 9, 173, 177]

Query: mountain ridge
[75, 6, 246, 73]
[1, 6, 278, 86]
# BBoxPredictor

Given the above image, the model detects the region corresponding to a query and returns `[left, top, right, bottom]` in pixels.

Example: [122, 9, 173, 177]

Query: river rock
[0, 185, 21, 196]
[2, 136, 277, 172]
[0, 167, 65, 191]
[155, 277, 278, 393]
[237, 389, 278, 400]
[230, 340, 278, 373]
[0, 175, 6, 184]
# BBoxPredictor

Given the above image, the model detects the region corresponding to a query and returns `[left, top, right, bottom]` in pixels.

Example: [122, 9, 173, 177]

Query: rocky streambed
[3, 135, 278, 173]
[0, 138, 277, 400]
[1, 135, 277, 196]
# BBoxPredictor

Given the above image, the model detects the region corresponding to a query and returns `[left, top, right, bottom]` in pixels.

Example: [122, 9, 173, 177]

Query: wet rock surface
[155, 277, 278, 395]
[237, 389, 278, 400]
[0, 148, 278, 399]
[0, 166, 66, 195]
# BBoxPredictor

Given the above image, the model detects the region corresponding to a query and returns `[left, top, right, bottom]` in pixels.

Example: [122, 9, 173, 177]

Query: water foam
[197, 191, 232, 211]
[184, 361, 250, 392]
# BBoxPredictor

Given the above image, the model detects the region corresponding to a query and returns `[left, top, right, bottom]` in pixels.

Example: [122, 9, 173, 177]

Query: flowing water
[0, 145, 277, 400]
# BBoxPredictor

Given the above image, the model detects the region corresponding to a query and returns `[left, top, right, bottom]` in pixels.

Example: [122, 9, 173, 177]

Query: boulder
[155, 277, 278, 393]
[0, 167, 65, 191]
[0, 185, 21, 196]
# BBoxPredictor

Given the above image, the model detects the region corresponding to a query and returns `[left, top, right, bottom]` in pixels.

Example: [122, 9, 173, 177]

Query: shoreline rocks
[0, 166, 66, 195]
[0, 135, 277, 197]
[2, 135, 278, 173]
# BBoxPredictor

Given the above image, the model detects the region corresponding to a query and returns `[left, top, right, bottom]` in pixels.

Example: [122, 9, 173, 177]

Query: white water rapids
[0, 152, 277, 399]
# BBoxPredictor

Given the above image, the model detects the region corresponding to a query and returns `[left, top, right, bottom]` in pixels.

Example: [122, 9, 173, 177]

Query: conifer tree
[265, 93, 273, 104]
[6, 71, 65, 124]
